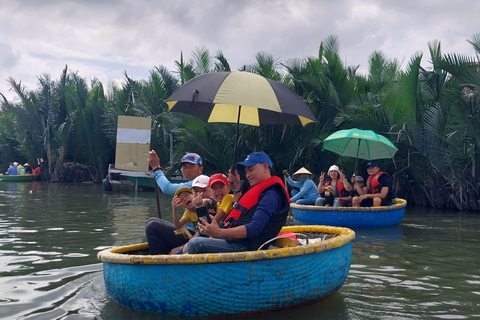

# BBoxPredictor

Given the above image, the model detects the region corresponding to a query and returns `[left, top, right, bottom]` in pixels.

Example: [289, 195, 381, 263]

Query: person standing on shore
[148, 151, 204, 196]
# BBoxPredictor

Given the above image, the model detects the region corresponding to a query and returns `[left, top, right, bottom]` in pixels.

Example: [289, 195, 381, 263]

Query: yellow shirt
[181, 209, 198, 225]
[218, 194, 234, 214]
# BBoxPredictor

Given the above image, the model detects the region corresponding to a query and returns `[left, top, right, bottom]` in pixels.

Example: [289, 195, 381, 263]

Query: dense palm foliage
[1, 35, 480, 210]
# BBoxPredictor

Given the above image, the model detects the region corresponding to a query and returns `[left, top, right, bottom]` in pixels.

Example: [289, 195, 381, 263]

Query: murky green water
[1, 181, 479, 319]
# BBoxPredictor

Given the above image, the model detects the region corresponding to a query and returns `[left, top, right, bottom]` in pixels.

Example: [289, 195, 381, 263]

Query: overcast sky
[1, 0, 479, 102]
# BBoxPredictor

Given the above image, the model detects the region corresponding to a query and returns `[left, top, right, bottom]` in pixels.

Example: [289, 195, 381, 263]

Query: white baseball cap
[192, 175, 210, 188]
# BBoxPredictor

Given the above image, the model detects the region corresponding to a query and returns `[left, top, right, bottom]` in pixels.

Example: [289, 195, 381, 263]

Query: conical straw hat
[292, 167, 314, 179]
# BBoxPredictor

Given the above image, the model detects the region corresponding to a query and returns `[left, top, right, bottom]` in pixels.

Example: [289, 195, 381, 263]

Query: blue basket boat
[291, 198, 407, 228]
[97, 225, 355, 316]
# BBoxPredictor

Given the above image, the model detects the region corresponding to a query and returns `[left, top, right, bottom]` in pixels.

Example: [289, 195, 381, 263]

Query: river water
[0, 181, 479, 320]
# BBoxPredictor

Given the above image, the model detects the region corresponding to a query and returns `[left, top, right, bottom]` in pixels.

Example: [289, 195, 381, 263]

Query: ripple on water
[0, 263, 103, 319]
[7, 228, 38, 233]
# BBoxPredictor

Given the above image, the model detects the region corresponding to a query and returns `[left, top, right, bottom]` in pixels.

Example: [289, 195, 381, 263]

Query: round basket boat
[97, 225, 355, 316]
[291, 198, 407, 228]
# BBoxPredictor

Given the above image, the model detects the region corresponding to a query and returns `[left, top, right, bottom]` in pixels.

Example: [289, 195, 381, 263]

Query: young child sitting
[171, 177, 219, 254]
[191, 175, 217, 216]
[208, 173, 234, 223]
[323, 185, 335, 207]
[171, 187, 199, 232]
[349, 175, 365, 205]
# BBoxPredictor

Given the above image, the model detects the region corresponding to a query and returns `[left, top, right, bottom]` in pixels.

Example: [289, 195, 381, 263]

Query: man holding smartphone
[187, 152, 290, 254]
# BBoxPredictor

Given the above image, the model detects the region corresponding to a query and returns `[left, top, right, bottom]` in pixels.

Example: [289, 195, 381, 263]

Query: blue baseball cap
[366, 160, 380, 168]
[181, 153, 202, 166]
[236, 152, 273, 172]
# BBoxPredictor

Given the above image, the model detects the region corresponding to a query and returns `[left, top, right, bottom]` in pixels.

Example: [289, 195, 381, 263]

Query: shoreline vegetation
[1, 35, 480, 211]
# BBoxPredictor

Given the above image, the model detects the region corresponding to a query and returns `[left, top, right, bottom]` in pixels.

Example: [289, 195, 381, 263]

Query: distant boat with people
[290, 198, 407, 228]
[0, 174, 41, 182]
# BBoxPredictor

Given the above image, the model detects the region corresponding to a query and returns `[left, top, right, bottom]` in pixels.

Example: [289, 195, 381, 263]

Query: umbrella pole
[231, 106, 244, 193]
[232, 106, 241, 172]
[354, 140, 360, 175]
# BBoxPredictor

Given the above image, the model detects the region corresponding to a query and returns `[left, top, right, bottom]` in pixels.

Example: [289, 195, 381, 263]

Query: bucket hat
[327, 165, 340, 175]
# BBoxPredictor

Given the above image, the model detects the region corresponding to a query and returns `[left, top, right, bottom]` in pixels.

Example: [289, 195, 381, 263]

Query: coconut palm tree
[282, 36, 357, 174]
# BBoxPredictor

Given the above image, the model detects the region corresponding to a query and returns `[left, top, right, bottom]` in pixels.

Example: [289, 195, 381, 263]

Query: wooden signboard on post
[114, 116, 152, 172]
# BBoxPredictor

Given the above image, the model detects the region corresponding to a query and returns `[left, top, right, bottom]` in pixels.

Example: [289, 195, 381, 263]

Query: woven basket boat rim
[97, 225, 354, 265]
[290, 198, 407, 211]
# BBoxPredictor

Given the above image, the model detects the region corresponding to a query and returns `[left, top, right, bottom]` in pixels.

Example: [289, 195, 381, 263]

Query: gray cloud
[0, 0, 479, 100]
[0, 42, 19, 67]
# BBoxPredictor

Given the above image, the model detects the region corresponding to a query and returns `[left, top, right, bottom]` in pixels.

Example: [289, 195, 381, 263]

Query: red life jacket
[223, 176, 290, 225]
[367, 171, 388, 194]
[324, 179, 349, 197]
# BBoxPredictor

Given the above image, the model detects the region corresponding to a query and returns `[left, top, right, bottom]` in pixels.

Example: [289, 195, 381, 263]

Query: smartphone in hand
[195, 205, 212, 224]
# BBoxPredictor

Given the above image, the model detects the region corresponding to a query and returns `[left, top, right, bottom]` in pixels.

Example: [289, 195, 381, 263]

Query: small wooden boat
[97, 225, 355, 316]
[291, 198, 407, 228]
[0, 174, 40, 182]
[104, 165, 186, 191]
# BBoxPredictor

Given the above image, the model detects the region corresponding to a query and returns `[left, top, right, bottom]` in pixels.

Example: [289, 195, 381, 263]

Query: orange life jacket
[324, 179, 349, 197]
[223, 176, 289, 225]
[367, 171, 388, 194]
[221, 176, 290, 250]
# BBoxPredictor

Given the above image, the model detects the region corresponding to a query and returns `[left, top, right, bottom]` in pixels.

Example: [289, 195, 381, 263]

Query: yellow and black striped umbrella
[166, 71, 316, 127]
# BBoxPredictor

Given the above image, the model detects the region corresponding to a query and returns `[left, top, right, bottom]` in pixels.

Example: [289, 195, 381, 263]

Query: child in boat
[171, 174, 232, 254]
[283, 167, 319, 205]
[350, 175, 364, 199]
[170, 186, 210, 254]
[323, 185, 335, 207]
[171, 187, 199, 232]
[191, 175, 217, 216]
[208, 173, 234, 223]
[146, 183, 214, 255]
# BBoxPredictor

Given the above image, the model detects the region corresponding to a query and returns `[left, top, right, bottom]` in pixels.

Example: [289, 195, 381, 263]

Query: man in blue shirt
[7, 163, 17, 175]
[148, 150, 203, 196]
[187, 152, 290, 254]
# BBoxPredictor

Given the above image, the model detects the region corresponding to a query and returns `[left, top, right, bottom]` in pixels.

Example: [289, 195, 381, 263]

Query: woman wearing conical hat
[24, 163, 33, 174]
[283, 167, 319, 205]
